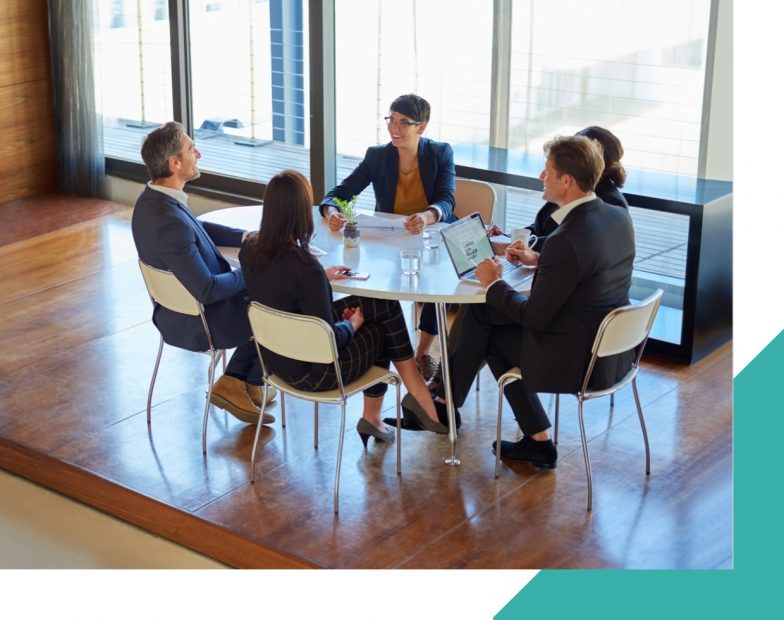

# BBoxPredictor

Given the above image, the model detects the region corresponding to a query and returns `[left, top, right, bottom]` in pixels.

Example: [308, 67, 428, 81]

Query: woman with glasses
[319, 94, 456, 384]
[241, 170, 447, 446]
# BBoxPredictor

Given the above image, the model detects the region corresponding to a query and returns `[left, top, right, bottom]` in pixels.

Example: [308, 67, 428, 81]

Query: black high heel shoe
[356, 418, 395, 447]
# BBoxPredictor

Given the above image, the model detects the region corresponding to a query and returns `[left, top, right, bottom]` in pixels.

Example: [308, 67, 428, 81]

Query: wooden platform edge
[0, 437, 321, 569]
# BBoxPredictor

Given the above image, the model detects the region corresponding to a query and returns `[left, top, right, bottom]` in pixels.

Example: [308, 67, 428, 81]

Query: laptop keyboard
[465, 259, 520, 282]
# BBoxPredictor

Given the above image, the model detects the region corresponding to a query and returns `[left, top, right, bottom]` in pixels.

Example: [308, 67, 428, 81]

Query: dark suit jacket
[529, 178, 629, 251]
[239, 244, 354, 381]
[320, 137, 456, 223]
[487, 197, 636, 393]
[132, 185, 251, 351]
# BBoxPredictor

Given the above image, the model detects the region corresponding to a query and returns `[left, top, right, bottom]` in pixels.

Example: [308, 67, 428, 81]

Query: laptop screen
[440, 212, 495, 277]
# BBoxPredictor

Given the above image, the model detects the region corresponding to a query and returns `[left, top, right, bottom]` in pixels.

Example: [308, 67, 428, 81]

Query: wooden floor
[0, 194, 733, 569]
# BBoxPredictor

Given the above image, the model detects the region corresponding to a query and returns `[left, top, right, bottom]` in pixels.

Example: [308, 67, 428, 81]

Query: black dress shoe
[433, 398, 461, 431]
[383, 411, 426, 431]
[492, 436, 557, 469]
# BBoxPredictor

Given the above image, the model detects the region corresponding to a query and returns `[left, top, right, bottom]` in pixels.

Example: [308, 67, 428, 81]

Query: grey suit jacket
[487, 197, 636, 393]
[132, 185, 251, 351]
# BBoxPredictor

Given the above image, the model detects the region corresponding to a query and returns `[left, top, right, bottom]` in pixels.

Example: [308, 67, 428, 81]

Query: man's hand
[327, 209, 347, 231]
[505, 240, 539, 267]
[476, 257, 503, 288]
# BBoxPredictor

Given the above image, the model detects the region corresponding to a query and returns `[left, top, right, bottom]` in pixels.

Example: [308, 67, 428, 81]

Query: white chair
[138, 260, 226, 454]
[494, 289, 664, 511]
[247, 301, 402, 514]
[454, 178, 497, 223]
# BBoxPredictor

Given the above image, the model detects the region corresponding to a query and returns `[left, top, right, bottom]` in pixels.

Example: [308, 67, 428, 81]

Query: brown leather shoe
[245, 383, 278, 408]
[210, 375, 275, 425]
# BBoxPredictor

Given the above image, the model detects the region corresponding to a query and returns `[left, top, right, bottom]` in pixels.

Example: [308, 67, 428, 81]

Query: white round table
[201, 205, 533, 465]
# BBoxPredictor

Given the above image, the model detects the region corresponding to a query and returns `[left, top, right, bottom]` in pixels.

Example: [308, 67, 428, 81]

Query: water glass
[422, 228, 441, 250]
[400, 248, 421, 275]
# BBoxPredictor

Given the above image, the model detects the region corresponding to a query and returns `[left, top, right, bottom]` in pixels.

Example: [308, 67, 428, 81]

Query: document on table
[354, 213, 407, 231]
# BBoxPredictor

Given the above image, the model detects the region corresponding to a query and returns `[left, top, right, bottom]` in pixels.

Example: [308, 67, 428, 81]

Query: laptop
[440, 212, 534, 287]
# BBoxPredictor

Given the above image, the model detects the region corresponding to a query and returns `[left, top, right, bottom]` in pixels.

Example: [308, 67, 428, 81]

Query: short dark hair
[576, 126, 626, 188]
[543, 135, 605, 193]
[140, 121, 185, 180]
[389, 94, 431, 124]
[246, 169, 315, 270]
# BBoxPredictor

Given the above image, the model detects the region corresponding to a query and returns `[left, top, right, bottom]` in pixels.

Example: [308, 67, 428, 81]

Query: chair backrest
[592, 289, 664, 359]
[138, 260, 201, 316]
[454, 178, 497, 224]
[247, 301, 337, 365]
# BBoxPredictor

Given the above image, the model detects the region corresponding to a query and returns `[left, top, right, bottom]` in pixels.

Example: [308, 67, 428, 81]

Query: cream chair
[138, 260, 226, 454]
[247, 301, 402, 514]
[454, 178, 497, 223]
[494, 289, 664, 511]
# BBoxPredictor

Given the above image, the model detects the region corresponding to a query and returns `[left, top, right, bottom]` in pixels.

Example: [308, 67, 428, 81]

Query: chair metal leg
[495, 379, 505, 478]
[632, 378, 651, 475]
[334, 402, 347, 514]
[202, 350, 220, 454]
[577, 397, 593, 511]
[146, 336, 165, 425]
[495, 374, 521, 478]
[280, 392, 286, 427]
[314, 402, 319, 449]
[610, 392, 615, 411]
[395, 380, 402, 475]
[221, 349, 227, 373]
[249, 384, 270, 484]
[554, 393, 560, 445]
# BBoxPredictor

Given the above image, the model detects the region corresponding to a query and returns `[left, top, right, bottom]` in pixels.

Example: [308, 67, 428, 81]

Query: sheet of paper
[354, 213, 406, 230]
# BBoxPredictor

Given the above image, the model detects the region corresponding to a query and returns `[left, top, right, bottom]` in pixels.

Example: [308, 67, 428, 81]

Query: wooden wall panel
[0, 0, 56, 200]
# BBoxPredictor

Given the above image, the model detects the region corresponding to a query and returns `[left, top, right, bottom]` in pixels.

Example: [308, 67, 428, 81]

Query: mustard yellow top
[393, 168, 429, 216]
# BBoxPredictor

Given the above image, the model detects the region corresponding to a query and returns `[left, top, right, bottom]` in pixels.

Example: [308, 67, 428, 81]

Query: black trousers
[287, 296, 413, 397]
[437, 303, 551, 436]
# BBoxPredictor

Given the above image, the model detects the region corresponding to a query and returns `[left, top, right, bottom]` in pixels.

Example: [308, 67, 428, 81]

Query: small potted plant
[333, 195, 360, 248]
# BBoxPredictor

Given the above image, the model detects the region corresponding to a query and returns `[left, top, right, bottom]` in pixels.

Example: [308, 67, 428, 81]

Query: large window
[94, 0, 173, 160]
[508, 0, 712, 176]
[95, 0, 309, 184]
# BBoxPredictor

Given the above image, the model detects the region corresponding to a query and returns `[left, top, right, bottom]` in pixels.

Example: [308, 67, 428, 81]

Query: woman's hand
[325, 265, 351, 281]
[404, 211, 432, 234]
[486, 224, 504, 237]
[342, 306, 365, 331]
[327, 209, 347, 231]
[505, 240, 539, 267]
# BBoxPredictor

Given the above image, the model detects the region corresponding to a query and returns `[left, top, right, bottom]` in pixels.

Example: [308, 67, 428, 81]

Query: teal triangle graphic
[496, 331, 782, 618]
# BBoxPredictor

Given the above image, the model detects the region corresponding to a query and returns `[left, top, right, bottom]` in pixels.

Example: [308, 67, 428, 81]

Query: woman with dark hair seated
[489, 126, 628, 253]
[240, 169, 446, 444]
[318, 93, 455, 382]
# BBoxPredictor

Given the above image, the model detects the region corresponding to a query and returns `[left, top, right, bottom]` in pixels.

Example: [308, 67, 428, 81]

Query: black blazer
[320, 137, 456, 223]
[239, 244, 355, 382]
[487, 197, 636, 393]
[528, 178, 629, 251]
[132, 185, 251, 351]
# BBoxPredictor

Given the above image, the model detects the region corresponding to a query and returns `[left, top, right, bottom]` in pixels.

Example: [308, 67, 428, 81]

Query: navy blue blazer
[132, 185, 252, 351]
[320, 137, 456, 223]
[488, 198, 636, 393]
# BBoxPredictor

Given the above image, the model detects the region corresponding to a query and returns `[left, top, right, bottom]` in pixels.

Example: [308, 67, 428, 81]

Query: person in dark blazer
[240, 169, 447, 445]
[319, 94, 456, 382]
[132, 121, 275, 427]
[490, 126, 628, 254]
[423, 135, 636, 468]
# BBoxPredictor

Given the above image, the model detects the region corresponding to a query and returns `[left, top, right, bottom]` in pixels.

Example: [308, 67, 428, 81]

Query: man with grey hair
[132, 121, 276, 427]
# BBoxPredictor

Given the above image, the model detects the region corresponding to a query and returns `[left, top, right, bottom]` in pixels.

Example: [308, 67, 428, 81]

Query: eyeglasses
[384, 116, 422, 128]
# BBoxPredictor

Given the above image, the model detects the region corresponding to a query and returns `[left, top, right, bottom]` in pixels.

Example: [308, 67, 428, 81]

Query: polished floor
[0, 194, 733, 569]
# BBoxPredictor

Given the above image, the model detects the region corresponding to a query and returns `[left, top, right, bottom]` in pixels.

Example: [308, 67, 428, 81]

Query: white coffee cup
[511, 228, 538, 247]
